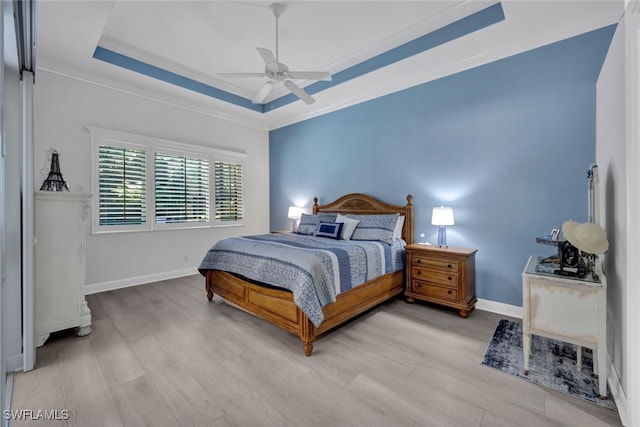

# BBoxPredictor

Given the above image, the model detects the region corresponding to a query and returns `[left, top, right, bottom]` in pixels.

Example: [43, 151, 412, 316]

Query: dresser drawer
[412, 266, 458, 287]
[412, 280, 458, 302]
[412, 256, 459, 273]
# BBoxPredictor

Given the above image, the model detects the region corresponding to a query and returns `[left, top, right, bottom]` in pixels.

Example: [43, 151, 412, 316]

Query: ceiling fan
[218, 2, 332, 105]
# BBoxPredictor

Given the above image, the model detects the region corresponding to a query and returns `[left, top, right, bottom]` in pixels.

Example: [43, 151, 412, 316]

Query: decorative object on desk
[548, 220, 609, 278]
[482, 319, 616, 410]
[419, 232, 426, 244]
[431, 206, 454, 247]
[559, 240, 581, 267]
[287, 206, 303, 232]
[40, 150, 70, 192]
[562, 220, 609, 255]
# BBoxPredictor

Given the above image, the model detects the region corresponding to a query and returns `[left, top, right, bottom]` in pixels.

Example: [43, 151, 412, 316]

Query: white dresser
[522, 255, 607, 398]
[35, 191, 92, 347]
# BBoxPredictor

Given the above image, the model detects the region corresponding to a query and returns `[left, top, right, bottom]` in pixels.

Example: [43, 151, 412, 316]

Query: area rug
[481, 319, 616, 410]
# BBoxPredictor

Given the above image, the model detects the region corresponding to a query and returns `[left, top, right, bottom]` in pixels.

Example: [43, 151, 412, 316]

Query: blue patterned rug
[481, 319, 616, 410]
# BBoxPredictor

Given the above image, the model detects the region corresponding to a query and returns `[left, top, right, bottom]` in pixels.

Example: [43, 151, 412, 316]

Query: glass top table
[523, 255, 601, 285]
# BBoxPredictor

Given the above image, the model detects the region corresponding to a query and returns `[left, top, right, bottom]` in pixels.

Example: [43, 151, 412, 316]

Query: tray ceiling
[36, 1, 623, 129]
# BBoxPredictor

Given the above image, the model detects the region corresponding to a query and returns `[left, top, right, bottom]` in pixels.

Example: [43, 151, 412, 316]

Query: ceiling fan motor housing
[271, 3, 285, 18]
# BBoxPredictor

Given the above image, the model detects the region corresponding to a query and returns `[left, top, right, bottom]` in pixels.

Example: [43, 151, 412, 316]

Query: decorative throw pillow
[393, 215, 405, 240]
[348, 213, 400, 244]
[296, 213, 337, 235]
[314, 222, 344, 240]
[336, 213, 360, 241]
[296, 213, 317, 235]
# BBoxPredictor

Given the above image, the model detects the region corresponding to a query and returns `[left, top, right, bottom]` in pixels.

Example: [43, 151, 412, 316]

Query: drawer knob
[417, 271, 422, 275]
[447, 264, 452, 268]
[416, 284, 422, 289]
[448, 276, 452, 281]
[416, 259, 422, 264]
[448, 290, 452, 295]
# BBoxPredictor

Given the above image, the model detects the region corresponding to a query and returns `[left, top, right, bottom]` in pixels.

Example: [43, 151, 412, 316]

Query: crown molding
[36, 65, 269, 132]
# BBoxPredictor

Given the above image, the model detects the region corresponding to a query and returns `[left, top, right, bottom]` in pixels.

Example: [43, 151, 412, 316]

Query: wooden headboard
[313, 193, 414, 244]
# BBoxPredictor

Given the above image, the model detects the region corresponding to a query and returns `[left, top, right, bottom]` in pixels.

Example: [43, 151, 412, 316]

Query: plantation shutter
[154, 152, 209, 224]
[98, 146, 147, 226]
[214, 160, 243, 222]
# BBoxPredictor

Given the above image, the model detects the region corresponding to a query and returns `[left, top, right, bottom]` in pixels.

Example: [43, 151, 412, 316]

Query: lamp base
[437, 226, 447, 247]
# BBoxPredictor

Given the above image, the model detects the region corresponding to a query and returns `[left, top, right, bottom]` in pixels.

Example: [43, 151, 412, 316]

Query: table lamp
[288, 206, 303, 232]
[432, 206, 454, 247]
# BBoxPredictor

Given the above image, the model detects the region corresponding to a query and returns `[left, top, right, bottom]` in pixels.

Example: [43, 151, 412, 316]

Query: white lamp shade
[288, 206, 303, 219]
[431, 206, 455, 226]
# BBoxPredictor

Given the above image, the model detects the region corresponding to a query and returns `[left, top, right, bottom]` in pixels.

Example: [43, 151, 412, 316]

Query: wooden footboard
[206, 269, 404, 356]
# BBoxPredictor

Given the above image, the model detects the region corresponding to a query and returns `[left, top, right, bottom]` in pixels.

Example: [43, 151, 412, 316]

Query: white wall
[596, 8, 626, 389]
[596, 8, 640, 424]
[34, 70, 270, 292]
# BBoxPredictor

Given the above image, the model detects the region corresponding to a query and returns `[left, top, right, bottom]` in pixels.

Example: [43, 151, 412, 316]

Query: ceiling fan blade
[217, 72, 266, 78]
[252, 81, 273, 104]
[284, 80, 315, 105]
[288, 71, 332, 81]
[256, 47, 279, 70]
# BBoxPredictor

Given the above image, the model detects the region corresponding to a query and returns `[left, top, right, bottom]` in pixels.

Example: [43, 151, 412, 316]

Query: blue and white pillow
[296, 213, 338, 235]
[336, 213, 360, 240]
[347, 213, 400, 244]
[314, 222, 344, 239]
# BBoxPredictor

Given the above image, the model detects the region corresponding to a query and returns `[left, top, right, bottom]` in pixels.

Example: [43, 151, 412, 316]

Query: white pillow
[393, 215, 405, 240]
[336, 214, 360, 241]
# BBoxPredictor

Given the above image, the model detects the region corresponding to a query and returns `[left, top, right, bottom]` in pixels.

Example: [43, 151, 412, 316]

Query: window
[214, 160, 243, 222]
[98, 145, 147, 227]
[155, 152, 209, 224]
[89, 127, 246, 233]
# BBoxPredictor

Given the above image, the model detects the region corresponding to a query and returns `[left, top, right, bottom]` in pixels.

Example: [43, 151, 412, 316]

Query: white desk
[522, 255, 607, 398]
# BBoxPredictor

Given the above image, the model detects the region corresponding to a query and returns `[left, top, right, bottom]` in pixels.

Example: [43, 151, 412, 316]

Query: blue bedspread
[198, 233, 405, 326]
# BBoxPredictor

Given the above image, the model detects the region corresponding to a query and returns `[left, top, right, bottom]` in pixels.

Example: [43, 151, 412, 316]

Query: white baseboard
[606, 357, 629, 426]
[6, 355, 22, 373]
[476, 298, 523, 319]
[85, 268, 199, 295]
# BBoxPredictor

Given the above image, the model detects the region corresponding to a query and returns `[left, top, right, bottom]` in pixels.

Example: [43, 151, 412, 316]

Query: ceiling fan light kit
[218, 2, 332, 105]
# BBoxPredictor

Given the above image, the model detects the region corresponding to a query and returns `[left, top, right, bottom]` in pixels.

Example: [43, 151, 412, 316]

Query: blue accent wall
[269, 25, 616, 307]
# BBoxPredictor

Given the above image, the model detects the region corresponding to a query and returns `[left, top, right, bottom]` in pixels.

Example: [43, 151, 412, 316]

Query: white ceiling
[36, 1, 623, 130]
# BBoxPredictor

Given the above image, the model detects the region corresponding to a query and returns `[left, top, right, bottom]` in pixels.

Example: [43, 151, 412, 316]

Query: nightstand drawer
[412, 256, 459, 273]
[412, 280, 458, 302]
[412, 267, 458, 287]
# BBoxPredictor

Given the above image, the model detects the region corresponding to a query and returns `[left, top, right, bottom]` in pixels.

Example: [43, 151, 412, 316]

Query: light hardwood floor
[11, 275, 622, 427]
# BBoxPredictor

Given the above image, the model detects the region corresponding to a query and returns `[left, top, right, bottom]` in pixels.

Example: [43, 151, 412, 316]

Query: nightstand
[404, 244, 477, 318]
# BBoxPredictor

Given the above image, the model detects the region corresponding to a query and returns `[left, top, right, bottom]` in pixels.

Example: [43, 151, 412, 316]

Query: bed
[199, 193, 414, 356]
